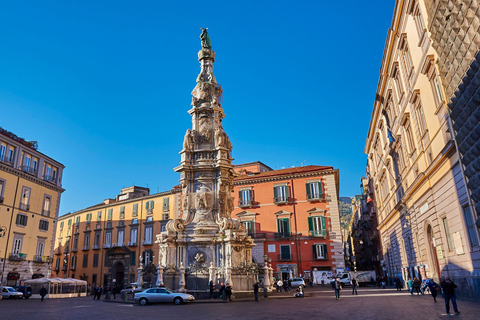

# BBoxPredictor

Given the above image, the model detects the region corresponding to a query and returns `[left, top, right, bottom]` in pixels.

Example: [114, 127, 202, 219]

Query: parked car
[290, 278, 305, 287]
[134, 287, 195, 305]
[13, 286, 32, 299]
[1, 286, 24, 299]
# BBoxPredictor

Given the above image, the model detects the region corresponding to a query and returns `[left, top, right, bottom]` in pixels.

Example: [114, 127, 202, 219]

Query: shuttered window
[306, 181, 323, 200]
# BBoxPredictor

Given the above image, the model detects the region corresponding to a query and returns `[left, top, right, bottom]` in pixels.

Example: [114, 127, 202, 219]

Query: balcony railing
[43, 174, 57, 183]
[20, 165, 37, 174]
[61, 265, 67, 271]
[274, 196, 289, 204]
[71, 247, 78, 253]
[163, 205, 169, 212]
[307, 193, 324, 201]
[142, 240, 153, 245]
[278, 253, 293, 261]
[42, 209, 50, 216]
[55, 248, 62, 255]
[70, 265, 76, 271]
[92, 244, 100, 250]
[19, 203, 30, 211]
[9, 253, 27, 261]
[82, 245, 90, 251]
[128, 241, 138, 247]
[0, 154, 14, 165]
[251, 233, 267, 239]
[113, 242, 124, 247]
[308, 230, 327, 237]
[238, 199, 253, 208]
[146, 208, 153, 214]
[63, 247, 69, 254]
[103, 243, 112, 249]
[54, 265, 60, 272]
[274, 232, 292, 239]
[33, 255, 50, 263]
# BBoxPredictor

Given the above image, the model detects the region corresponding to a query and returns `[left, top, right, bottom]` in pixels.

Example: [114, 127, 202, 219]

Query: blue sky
[0, 0, 395, 215]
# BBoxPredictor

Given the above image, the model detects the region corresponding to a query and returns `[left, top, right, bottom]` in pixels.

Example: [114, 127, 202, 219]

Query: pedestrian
[426, 279, 440, 303]
[209, 280, 214, 299]
[332, 277, 342, 300]
[283, 280, 288, 292]
[219, 282, 225, 300]
[407, 278, 413, 295]
[253, 282, 259, 302]
[413, 277, 421, 295]
[381, 276, 386, 289]
[96, 285, 102, 300]
[225, 283, 233, 301]
[276, 279, 283, 292]
[112, 286, 117, 299]
[394, 276, 402, 291]
[351, 278, 358, 295]
[39, 286, 47, 301]
[441, 277, 460, 314]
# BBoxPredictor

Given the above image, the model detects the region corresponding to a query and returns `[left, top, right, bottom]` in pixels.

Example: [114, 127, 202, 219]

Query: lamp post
[0, 225, 7, 301]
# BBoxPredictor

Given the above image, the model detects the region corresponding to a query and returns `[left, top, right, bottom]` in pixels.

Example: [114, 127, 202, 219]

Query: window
[85, 212, 92, 223]
[117, 230, 125, 246]
[144, 226, 153, 244]
[463, 205, 479, 247]
[107, 209, 113, 220]
[163, 198, 169, 211]
[279, 245, 291, 261]
[130, 228, 138, 245]
[131, 252, 136, 266]
[39, 220, 49, 231]
[36, 239, 45, 258]
[105, 231, 112, 245]
[94, 232, 100, 248]
[7, 146, 14, 162]
[392, 64, 404, 103]
[433, 76, 444, 105]
[443, 217, 453, 252]
[132, 204, 138, 217]
[120, 206, 125, 219]
[55, 257, 60, 271]
[93, 254, 99, 268]
[274, 185, 289, 203]
[402, 42, 414, 77]
[75, 216, 80, 226]
[20, 187, 30, 210]
[16, 214, 28, 226]
[60, 221, 64, 231]
[422, 55, 444, 109]
[71, 256, 77, 269]
[42, 196, 51, 216]
[313, 244, 328, 259]
[306, 181, 323, 200]
[413, 4, 426, 40]
[68, 219, 72, 228]
[12, 235, 23, 254]
[146, 201, 154, 213]
[242, 221, 253, 236]
[97, 211, 102, 221]
[83, 254, 89, 268]
[73, 235, 79, 250]
[308, 216, 326, 237]
[0, 143, 5, 161]
[84, 233, 90, 248]
[404, 119, 415, 154]
[142, 250, 153, 264]
[277, 218, 290, 237]
[0, 179, 5, 201]
[412, 92, 427, 137]
[239, 189, 253, 207]
[162, 213, 169, 220]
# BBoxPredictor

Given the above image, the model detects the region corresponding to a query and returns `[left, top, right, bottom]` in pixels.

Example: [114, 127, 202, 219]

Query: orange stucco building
[232, 162, 343, 283]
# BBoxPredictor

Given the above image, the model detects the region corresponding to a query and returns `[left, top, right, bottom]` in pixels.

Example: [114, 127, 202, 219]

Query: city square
[2, 0, 480, 318]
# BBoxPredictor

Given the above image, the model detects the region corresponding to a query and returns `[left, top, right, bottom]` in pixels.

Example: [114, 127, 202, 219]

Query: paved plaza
[1, 286, 479, 320]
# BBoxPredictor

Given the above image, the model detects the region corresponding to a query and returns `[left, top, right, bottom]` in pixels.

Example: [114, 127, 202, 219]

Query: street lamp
[0, 226, 8, 301]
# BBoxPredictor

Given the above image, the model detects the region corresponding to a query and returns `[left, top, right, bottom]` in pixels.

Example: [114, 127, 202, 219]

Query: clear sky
[0, 0, 395, 215]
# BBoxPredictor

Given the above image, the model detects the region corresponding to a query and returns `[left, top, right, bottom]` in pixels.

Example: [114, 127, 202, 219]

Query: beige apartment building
[0, 128, 65, 287]
[365, 0, 480, 299]
[53, 186, 180, 289]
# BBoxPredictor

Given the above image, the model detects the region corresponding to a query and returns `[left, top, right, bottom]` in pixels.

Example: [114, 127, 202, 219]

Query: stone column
[178, 262, 186, 293]
[156, 265, 164, 286]
[269, 263, 274, 292]
[209, 262, 215, 283]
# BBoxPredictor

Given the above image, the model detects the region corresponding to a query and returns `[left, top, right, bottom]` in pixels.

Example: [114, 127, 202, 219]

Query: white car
[290, 278, 306, 287]
[134, 287, 195, 305]
[2, 286, 24, 299]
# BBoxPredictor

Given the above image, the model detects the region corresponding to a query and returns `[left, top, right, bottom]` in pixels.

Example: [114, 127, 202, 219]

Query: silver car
[290, 278, 306, 287]
[2, 286, 24, 299]
[134, 287, 195, 306]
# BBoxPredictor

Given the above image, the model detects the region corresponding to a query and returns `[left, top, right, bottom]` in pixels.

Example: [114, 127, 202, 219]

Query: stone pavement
[1, 286, 478, 319]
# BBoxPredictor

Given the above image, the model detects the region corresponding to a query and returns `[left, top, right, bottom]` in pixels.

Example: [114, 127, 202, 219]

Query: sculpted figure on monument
[200, 28, 212, 49]
[199, 117, 212, 143]
[215, 126, 226, 148]
[183, 129, 194, 151]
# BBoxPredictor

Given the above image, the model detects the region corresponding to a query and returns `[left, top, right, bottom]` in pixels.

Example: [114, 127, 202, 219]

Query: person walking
[332, 277, 342, 300]
[96, 285, 102, 300]
[253, 282, 259, 302]
[39, 286, 47, 301]
[225, 283, 233, 302]
[394, 276, 402, 291]
[441, 277, 460, 314]
[413, 277, 421, 295]
[426, 279, 440, 303]
[407, 278, 413, 295]
[209, 280, 214, 299]
[276, 279, 283, 292]
[219, 283, 225, 300]
[351, 278, 358, 295]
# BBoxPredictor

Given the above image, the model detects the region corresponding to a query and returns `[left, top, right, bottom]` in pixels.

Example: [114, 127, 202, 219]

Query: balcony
[250, 233, 267, 239]
[92, 244, 100, 250]
[128, 241, 138, 247]
[61, 265, 67, 271]
[43, 174, 57, 183]
[142, 240, 153, 246]
[274, 196, 289, 204]
[20, 165, 37, 175]
[103, 243, 112, 249]
[42, 209, 50, 216]
[113, 242, 125, 247]
[70, 265, 76, 271]
[55, 248, 62, 255]
[19, 203, 30, 211]
[71, 247, 78, 253]
[63, 247, 69, 254]
[33, 255, 50, 263]
[146, 208, 153, 214]
[0, 154, 14, 165]
[82, 245, 90, 251]
[53, 265, 60, 272]
[238, 199, 253, 208]
[307, 193, 324, 202]
[274, 232, 292, 239]
[9, 253, 27, 261]
[308, 230, 327, 237]
[278, 253, 293, 261]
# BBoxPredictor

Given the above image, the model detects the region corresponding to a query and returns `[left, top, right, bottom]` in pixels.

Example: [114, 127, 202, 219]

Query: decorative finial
[200, 27, 212, 49]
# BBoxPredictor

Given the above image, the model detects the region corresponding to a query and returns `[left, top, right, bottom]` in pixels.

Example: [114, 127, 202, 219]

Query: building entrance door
[115, 262, 124, 287]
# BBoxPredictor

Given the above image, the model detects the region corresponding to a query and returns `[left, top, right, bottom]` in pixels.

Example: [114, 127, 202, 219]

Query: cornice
[234, 169, 337, 186]
[0, 162, 65, 193]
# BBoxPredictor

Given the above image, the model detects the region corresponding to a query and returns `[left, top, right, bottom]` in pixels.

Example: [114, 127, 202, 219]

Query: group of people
[208, 280, 233, 301]
[275, 279, 291, 292]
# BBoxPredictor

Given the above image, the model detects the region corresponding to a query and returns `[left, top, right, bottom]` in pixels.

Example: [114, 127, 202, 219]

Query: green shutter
[238, 190, 242, 202]
[285, 186, 289, 201]
[312, 244, 317, 258]
[320, 216, 326, 230]
[277, 219, 281, 233]
[306, 183, 311, 199]
[318, 182, 323, 198]
[131, 252, 136, 266]
[284, 218, 290, 234]
[308, 217, 313, 232]
[248, 190, 253, 201]
[322, 244, 328, 258]
[273, 186, 278, 201]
